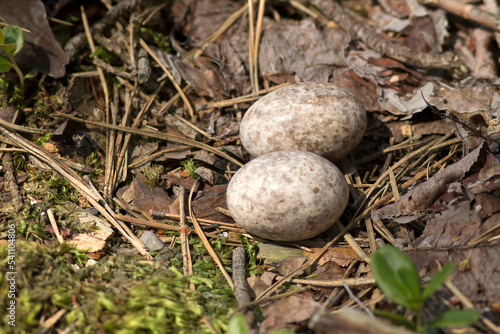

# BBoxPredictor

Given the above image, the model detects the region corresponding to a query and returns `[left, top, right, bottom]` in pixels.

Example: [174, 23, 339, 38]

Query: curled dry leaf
[372, 143, 486, 223]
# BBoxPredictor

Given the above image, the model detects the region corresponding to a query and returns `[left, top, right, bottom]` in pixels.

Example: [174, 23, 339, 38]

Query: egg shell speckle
[226, 150, 349, 241]
[239, 82, 366, 162]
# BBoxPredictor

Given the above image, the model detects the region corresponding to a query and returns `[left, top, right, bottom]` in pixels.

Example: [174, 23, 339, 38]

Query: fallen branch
[311, 0, 462, 69]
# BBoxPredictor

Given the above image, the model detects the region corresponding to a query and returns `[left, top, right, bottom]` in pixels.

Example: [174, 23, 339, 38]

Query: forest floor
[0, 0, 500, 333]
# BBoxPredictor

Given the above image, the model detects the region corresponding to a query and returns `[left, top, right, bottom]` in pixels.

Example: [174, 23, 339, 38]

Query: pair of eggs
[226, 82, 367, 241]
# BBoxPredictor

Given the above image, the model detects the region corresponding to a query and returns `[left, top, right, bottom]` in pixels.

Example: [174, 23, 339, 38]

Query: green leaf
[429, 309, 480, 328]
[24, 69, 38, 79]
[422, 262, 455, 300]
[371, 246, 423, 309]
[0, 28, 4, 44]
[2, 25, 24, 55]
[0, 42, 16, 53]
[0, 55, 12, 72]
[373, 309, 416, 330]
[227, 313, 248, 334]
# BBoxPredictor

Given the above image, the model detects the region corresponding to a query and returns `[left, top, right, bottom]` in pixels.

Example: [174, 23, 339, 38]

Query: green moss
[139, 27, 171, 52]
[0, 240, 236, 333]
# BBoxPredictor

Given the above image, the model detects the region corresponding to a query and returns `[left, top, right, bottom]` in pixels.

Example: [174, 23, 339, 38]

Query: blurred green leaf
[371, 246, 422, 309]
[2, 25, 24, 55]
[24, 69, 38, 79]
[422, 262, 455, 300]
[0, 42, 16, 53]
[429, 309, 480, 328]
[227, 313, 248, 334]
[373, 309, 416, 330]
[0, 55, 12, 72]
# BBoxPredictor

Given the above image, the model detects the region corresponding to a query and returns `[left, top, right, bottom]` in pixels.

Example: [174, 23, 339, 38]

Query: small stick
[343, 282, 374, 317]
[188, 180, 234, 289]
[47, 209, 64, 244]
[0, 125, 150, 257]
[275, 276, 376, 288]
[247, 0, 257, 93]
[3, 153, 22, 209]
[423, 0, 500, 32]
[139, 38, 195, 121]
[81, 5, 110, 154]
[55, 113, 244, 167]
[232, 247, 255, 326]
[179, 187, 195, 289]
[185, 1, 257, 59]
[197, 82, 290, 110]
[110, 80, 166, 193]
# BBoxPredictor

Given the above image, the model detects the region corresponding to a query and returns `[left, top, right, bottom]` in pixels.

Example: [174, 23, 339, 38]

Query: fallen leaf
[305, 247, 363, 266]
[260, 293, 322, 333]
[0, 0, 69, 78]
[277, 256, 307, 276]
[116, 175, 173, 214]
[372, 143, 486, 222]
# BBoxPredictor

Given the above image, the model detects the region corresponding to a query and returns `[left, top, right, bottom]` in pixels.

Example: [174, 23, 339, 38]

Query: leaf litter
[1, 0, 500, 333]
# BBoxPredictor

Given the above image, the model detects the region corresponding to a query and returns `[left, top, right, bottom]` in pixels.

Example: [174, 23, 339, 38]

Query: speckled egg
[226, 150, 348, 241]
[239, 82, 366, 162]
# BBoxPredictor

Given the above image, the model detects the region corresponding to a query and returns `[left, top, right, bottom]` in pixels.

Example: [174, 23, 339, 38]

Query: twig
[39, 309, 67, 334]
[127, 145, 191, 169]
[54, 113, 244, 167]
[184, 1, 257, 59]
[112, 213, 235, 240]
[342, 225, 371, 264]
[0, 117, 47, 134]
[274, 276, 376, 287]
[343, 282, 374, 317]
[2, 153, 22, 209]
[197, 82, 291, 110]
[356, 131, 454, 210]
[188, 180, 234, 289]
[423, 0, 500, 32]
[47, 209, 64, 243]
[232, 247, 255, 326]
[139, 38, 195, 121]
[439, 261, 500, 333]
[179, 186, 195, 289]
[247, 0, 256, 93]
[110, 79, 166, 193]
[104, 84, 119, 197]
[65, 0, 138, 60]
[81, 5, 110, 154]
[0, 125, 150, 257]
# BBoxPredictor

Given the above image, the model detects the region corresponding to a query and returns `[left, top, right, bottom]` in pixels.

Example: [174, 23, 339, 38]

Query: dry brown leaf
[305, 247, 363, 267]
[0, 0, 69, 78]
[260, 293, 322, 333]
[259, 18, 347, 83]
[372, 143, 486, 223]
[409, 199, 500, 308]
[277, 257, 307, 276]
[116, 176, 173, 214]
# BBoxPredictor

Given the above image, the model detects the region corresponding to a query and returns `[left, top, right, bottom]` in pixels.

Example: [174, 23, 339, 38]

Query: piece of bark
[312, 0, 461, 69]
[232, 247, 254, 326]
